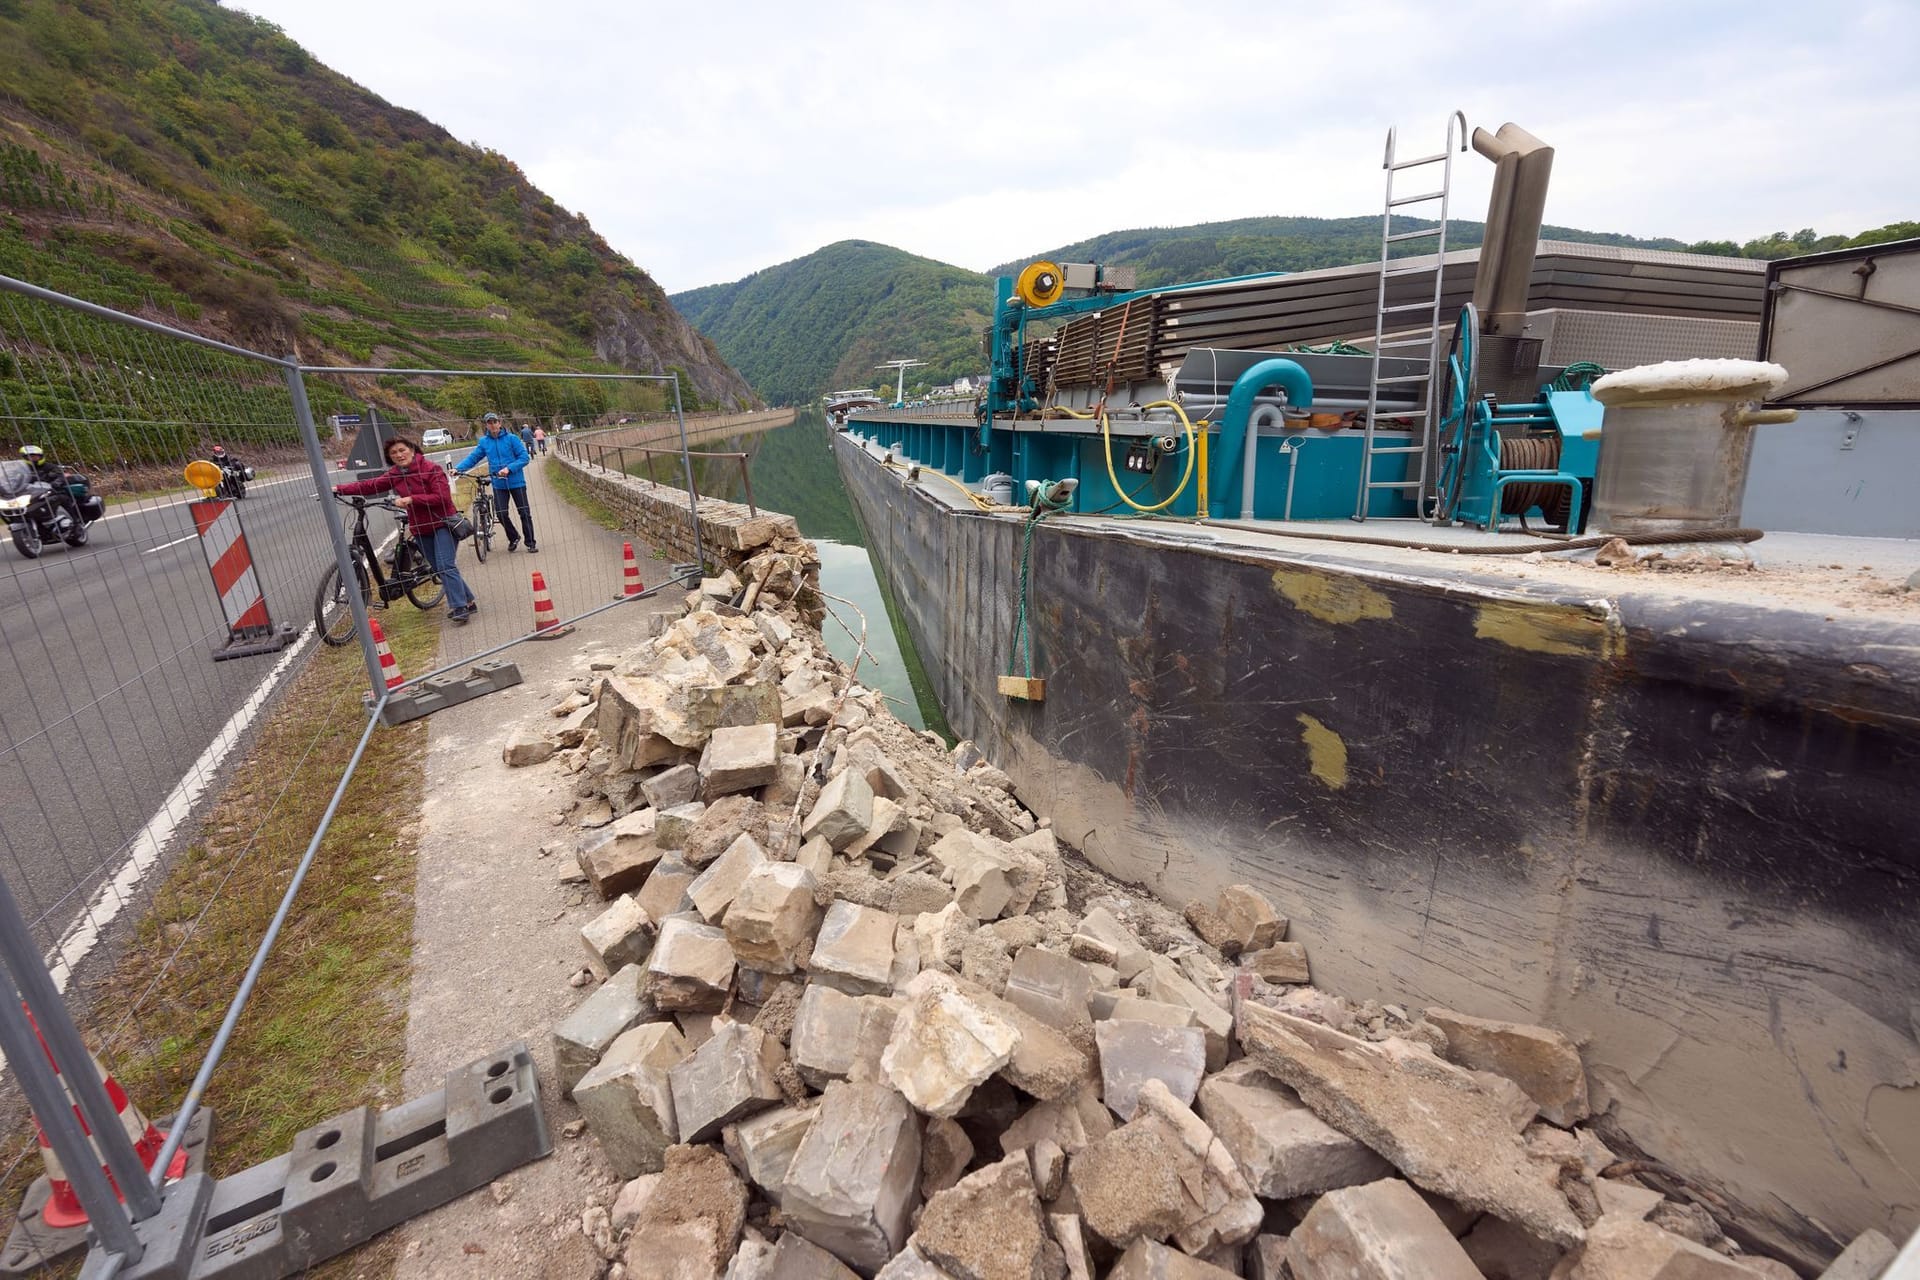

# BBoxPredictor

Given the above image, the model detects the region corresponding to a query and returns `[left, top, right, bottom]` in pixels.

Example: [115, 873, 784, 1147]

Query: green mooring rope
[1009, 504, 1046, 679]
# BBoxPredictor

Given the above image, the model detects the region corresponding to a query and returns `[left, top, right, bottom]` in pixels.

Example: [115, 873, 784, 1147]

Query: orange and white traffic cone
[23, 1008, 186, 1229]
[620, 542, 644, 598]
[369, 617, 404, 690]
[529, 570, 573, 639]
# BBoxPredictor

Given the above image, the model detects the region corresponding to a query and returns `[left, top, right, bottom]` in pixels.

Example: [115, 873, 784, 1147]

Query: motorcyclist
[17, 445, 78, 528]
[210, 444, 244, 474]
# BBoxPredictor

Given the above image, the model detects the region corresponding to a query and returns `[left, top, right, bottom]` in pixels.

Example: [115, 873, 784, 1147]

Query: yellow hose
[1098, 399, 1197, 514]
[884, 456, 998, 510]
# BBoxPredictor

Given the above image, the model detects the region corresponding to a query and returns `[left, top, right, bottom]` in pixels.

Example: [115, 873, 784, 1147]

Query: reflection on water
[690, 409, 950, 737]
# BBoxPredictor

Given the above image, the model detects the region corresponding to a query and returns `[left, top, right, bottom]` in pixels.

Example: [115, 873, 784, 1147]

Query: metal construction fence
[0, 271, 705, 1276]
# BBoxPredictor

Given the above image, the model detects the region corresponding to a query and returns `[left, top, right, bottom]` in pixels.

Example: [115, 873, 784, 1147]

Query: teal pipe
[1213, 358, 1313, 518]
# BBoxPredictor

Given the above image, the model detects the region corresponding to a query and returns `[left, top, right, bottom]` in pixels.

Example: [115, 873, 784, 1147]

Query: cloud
[235, 0, 1920, 292]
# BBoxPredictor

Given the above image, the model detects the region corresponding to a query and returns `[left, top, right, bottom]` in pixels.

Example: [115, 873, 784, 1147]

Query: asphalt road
[0, 466, 346, 949]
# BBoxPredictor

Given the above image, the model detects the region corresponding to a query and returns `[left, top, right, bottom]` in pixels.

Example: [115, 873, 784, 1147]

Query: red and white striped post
[188, 492, 293, 661]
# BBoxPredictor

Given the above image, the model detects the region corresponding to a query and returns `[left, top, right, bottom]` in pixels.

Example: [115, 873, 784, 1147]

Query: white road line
[143, 534, 197, 555]
[101, 474, 310, 524]
[45, 624, 318, 995]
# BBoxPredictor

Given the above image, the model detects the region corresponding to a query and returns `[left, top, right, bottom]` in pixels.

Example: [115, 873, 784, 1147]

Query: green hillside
[672, 242, 993, 406]
[0, 0, 755, 466]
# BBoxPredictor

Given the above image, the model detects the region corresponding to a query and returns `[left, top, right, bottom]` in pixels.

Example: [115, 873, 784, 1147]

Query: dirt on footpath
[384, 467, 680, 1280]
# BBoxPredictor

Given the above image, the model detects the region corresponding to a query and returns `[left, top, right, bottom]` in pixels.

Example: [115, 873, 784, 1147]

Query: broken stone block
[845, 994, 907, 1086]
[577, 809, 663, 899]
[759, 1233, 860, 1280]
[1594, 1180, 1664, 1222]
[574, 1022, 689, 1177]
[1004, 947, 1095, 1030]
[1216, 885, 1285, 953]
[1095, 1020, 1208, 1120]
[722, 1103, 817, 1204]
[754, 610, 794, 650]
[656, 801, 707, 849]
[1183, 900, 1241, 955]
[1134, 955, 1232, 1056]
[874, 1246, 954, 1280]
[803, 768, 876, 850]
[646, 917, 737, 1012]
[1195, 1061, 1391, 1199]
[929, 829, 1043, 921]
[1471, 1068, 1543, 1132]
[700, 722, 782, 796]
[668, 1019, 786, 1144]
[1108, 1240, 1240, 1279]
[890, 920, 924, 991]
[1556, 1216, 1759, 1280]
[1245, 942, 1310, 985]
[581, 894, 657, 977]
[912, 1153, 1060, 1280]
[1240, 1003, 1586, 1247]
[764, 753, 809, 808]
[685, 794, 771, 867]
[987, 985, 1095, 1102]
[642, 762, 702, 811]
[1001, 1085, 1114, 1157]
[554, 963, 655, 1098]
[610, 1171, 661, 1232]
[1068, 1120, 1190, 1248]
[783, 1082, 924, 1274]
[883, 971, 1022, 1118]
[1129, 1079, 1263, 1256]
[1288, 1178, 1482, 1280]
[1030, 1137, 1066, 1200]
[1249, 1234, 1289, 1280]
[845, 795, 917, 862]
[792, 984, 870, 1089]
[1051, 1214, 1096, 1280]
[916, 902, 976, 973]
[1819, 1230, 1899, 1280]
[1461, 1214, 1565, 1280]
[1072, 908, 1149, 980]
[624, 1143, 748, 1280]
[809, 900, 897, 995]
[638, 854, 699, 921]
[725, 861, 823, 973]
[796, 834, 834, 880]
[503, 723, 556, 767]
[921, 1115, 975, 1196]
[688, 832, 770, 924]
[1424, 1007, 1591, 1128]
[888, 873, 955, 919]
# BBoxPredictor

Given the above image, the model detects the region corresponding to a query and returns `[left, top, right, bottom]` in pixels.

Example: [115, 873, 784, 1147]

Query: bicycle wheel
[315, 558, 371, 647]
[399, 540, 446, 610]
[471, 497, 491, 562]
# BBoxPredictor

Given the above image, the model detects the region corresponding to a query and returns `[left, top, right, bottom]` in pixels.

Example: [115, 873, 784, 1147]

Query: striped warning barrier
[369, 618, 404, 691]
[189, 498, 293, 661]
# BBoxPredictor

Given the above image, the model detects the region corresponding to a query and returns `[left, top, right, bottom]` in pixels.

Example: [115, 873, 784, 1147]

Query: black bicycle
[459, 469, 496, 562]
[314, 494, 445, 646]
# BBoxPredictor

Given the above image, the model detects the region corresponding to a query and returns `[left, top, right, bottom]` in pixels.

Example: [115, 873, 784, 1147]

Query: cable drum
[1498, 433, 1571, 527]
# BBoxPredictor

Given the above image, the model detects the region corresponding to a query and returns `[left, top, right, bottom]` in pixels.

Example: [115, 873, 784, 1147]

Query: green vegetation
[0, 0, 753, 472]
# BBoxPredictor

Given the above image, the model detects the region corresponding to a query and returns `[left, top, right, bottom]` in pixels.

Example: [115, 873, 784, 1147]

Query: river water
[687, 409, 950, 736]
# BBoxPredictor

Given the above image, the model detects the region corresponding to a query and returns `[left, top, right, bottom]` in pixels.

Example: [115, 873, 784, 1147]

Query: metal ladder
[1353, 110, 1468, 521]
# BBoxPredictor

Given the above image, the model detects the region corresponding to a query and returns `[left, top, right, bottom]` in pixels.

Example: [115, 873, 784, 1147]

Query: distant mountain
[672, 242, 993, 406]
[0, 0, 755, 433]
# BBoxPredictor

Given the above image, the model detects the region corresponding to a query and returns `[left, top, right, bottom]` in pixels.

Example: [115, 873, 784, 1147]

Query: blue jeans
[423, 526, 475, 612]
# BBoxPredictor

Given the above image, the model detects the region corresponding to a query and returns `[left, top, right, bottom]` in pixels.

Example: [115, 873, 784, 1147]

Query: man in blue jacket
[456, 412, 538, 552]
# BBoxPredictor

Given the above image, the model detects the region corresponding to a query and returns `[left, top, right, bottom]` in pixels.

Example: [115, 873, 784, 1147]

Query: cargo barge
[830, 121, 1920, 1266]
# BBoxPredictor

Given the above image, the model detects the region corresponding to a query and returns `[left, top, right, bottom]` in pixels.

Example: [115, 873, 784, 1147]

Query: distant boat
[822, 388, 883, 425]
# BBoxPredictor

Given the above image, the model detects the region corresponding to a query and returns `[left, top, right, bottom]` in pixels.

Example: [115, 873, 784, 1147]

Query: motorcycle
[215, 457, 253, 499]
[0, 460, 105, 559]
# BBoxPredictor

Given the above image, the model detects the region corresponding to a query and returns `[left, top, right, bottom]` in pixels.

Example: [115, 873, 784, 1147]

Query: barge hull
[832, 429, 1920, 1261]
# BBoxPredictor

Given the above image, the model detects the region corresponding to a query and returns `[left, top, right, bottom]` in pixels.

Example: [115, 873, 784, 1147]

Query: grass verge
[0, 605, 444, 1277]
[546, 459, 624, 532]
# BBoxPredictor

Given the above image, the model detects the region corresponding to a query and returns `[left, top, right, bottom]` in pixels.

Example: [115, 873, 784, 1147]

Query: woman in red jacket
[333, 436, 480, 623]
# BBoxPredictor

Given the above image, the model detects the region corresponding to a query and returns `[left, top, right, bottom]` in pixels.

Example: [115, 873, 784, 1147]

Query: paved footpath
[388, 455, 679, 1279]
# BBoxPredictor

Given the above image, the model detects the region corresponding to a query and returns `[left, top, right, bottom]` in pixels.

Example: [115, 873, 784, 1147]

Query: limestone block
[915, 902, 976, 972]
[623, 1143, 748, 1280]
[1004, 947, 1095, 1030]
[574, 1022, 688, 1177]
[1130, 1080, 1263, 1256]
[1051, 1214, 1096, 1280]
[668, 1019, 786, 1143]
[581, 895, 657, 977]
[1249, 1235, 1289, 1280]
[646, 916, 736, 1012]
[577, 809, 662, 899]
[701, 722, 781, 796]
[1108, 1240, 1241, 1279]
[845, 995, 907, 1086]
[554, 962, 655, 1097]
[721, 1105, 810, 1205]
[753, 610, 793, 650]
[809, 900, 898, 995]
[656, 801, 708, 849]
[921, 1116, 975, 1196]
[1425, 1006, 1591, 1127]
[874, 1246, 955, 1280]
[1195, 1060, 1391, 1199]
[1135, 954, 1233, 1044]
[983, 985, 1096, 1103]
[912, 1153, 1060, 1280]
[1556, 1216, 1760, 1280]
[845, 796, 921, 862]
[1595, 1180, 1664, 1222]
[1461, 1214, 1565, 1280]
[1030, 1137, 1065, 1200]
[1073, 908, 1150, 979]
[792, 983, 870, 1089]
[688, 832, 770, 925]
[725, 861, 823, 973]
[1216, 885, 1285, 953]
[1001, 1085, 1114, 1157]
[1067, 1119, 1189, 1248]
[761, 1234, 860, 1280]
[1096, 1020, 1207, 1121]
[638, 854, 699, 921]
[881, 971, 1021, 1118]
[803, 768, 876, 850]
[783, 1082, 924, 1274]
[685, 794, 770, 867]
[610, 1171, 660, 1232]
[1819, 1230, 1898, 1280]
[796, 834, 834, 880]
[642, 762, 702, 810]
[503, 723, 556, 767]
[1288, 1178, 1482, 1280]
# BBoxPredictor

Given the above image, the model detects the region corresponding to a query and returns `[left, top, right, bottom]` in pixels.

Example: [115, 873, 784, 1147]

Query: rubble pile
[510, 564, 1880, 1280]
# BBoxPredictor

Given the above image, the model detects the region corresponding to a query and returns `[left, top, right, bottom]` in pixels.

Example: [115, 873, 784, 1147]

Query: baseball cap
[482, 411, 500, 423]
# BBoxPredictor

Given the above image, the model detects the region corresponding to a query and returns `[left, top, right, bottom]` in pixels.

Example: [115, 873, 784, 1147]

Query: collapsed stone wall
[498, 557, 1893, 1279]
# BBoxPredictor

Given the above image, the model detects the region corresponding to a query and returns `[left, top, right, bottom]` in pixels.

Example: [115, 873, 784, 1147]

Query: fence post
[285, 366, 387, 701]
[739, 455, 758, 516]
[670, 376, 705, 572]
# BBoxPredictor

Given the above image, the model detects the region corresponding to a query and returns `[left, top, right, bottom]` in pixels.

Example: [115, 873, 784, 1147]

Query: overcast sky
[232, 0, 1917, 295]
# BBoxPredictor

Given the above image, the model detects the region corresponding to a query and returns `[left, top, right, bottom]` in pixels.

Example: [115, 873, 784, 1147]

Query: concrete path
[388, 455, 679, 1279]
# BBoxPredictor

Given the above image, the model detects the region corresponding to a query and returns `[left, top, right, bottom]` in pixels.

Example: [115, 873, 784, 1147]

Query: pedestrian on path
[333, 437, 480, 622]
[456, 412, 538, 553]
[532, 425, 547, 455]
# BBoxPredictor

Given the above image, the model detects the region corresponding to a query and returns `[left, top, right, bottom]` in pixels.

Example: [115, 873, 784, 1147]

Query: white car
[420, 428, 453, 449]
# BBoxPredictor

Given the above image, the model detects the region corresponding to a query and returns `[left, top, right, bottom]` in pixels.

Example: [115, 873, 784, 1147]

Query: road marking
[45, 624, 318, 996]
[101, 474, 307, 524]
[143, 534, 197, 555]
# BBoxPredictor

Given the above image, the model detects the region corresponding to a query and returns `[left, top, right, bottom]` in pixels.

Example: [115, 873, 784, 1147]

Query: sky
[230, 0, 1919, 296]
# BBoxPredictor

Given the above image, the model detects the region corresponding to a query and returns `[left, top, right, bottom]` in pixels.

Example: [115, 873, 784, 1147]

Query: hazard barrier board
[189, 499, 294, 661]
